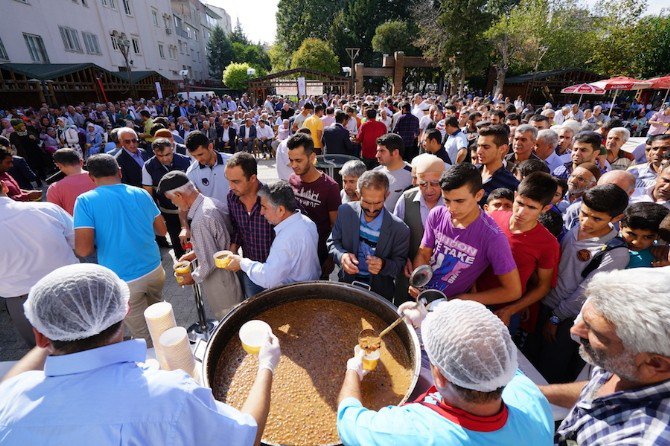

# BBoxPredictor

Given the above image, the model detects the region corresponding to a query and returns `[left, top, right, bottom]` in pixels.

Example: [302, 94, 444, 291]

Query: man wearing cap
[159, 171, 242, 320]
[0, 263, 279, 445]
[328, 171, 410, 301]
[336, 300, 554, 445]
[392, 154, 445, 304]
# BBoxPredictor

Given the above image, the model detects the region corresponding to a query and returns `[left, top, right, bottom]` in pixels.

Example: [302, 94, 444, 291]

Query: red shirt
[0, 172, 29, 201]
[357, 120, 387, 159]
[477, 210, 559, 295]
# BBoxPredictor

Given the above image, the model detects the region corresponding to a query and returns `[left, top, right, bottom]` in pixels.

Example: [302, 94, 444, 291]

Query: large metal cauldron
[201, 280, 422, 446]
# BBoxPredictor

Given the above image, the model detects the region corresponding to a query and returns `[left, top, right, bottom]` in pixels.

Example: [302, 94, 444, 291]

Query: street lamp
[110, 30, 133, 96]
[246, 68, 256, 76]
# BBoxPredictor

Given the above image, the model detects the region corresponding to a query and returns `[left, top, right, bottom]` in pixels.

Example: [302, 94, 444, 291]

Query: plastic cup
[213, 250, 232, 269]
[239, 320, 272, 355]
[354, 345, 381, 371]
[174, 261, 190, 275]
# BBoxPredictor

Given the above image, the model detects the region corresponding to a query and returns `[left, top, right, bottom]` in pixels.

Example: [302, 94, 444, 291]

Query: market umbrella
[560, 83, 606, 107]
[645, 75, 670, 103]
[590, 76, 654, 116]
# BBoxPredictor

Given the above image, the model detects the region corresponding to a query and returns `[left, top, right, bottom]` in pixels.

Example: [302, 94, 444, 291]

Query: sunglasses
[123, 139, 138, 143]
[418, 180, 441, 188]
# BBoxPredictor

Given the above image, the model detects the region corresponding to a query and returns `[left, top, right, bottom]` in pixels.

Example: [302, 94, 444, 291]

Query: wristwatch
[549, 314, 561, 325]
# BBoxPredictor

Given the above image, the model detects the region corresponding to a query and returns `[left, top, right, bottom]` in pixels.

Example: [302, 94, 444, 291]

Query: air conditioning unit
[166, 28, 172, 35]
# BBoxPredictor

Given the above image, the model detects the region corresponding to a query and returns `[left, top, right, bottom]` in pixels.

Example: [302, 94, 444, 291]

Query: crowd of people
[1, 90, 670, 445]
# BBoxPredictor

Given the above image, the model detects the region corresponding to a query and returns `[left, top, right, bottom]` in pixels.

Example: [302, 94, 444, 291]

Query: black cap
[157, 170, 189, 196]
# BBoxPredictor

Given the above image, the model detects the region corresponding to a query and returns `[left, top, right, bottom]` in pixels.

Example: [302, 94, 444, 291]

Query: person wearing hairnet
[0, 264, 280, 446]
[336, 300, 554, 445]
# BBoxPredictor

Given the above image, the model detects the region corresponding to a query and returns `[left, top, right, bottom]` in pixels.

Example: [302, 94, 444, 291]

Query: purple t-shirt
[421, 207, 516, 297]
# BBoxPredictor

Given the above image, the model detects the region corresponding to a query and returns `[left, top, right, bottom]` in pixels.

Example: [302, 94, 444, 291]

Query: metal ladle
[409, 265, 447, 309]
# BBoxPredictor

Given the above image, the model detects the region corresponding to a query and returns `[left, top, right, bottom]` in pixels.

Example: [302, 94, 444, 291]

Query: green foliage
[230, 19, 249, 45]
[223, 62, 253, 90]
[226, 21, 271, 73]
[371, 21, 416, 55]
[276, 0, 345, 56]
[268, 44, 291, 72]
[206, 26, 233, 79]
[290, 38, 340, 74]
[630, 15, 670, 78]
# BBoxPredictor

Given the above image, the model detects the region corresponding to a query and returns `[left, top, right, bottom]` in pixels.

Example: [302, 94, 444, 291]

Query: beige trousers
[125, 265, 165, 346]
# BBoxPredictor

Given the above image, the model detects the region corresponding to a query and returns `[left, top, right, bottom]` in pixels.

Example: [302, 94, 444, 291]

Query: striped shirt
[556, 367, 670, 445]
[356, 209, 384, 276]
[227, 186, 274, 263]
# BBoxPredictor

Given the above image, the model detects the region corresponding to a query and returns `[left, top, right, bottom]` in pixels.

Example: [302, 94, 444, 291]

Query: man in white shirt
[256, 120, 275, 158]
[0, 180, 78, 346]
[223, 181, 321, 288]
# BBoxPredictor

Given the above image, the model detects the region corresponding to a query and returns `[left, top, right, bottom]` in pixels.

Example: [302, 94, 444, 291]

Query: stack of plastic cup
[159, 326, 199, 381]
[144, 302, 177, 370]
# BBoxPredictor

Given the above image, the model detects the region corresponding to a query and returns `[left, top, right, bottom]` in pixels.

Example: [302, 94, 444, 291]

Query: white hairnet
[24, 264, 130, 341]
[422, 300, 517, 392]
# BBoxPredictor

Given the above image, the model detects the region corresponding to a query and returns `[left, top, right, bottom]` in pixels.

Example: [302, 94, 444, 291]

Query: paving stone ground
[0, 159, 281, 362]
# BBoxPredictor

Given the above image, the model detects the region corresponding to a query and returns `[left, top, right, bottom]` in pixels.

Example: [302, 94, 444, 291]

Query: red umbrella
[590, 77, 653, 116]
[646, 75, 670, 102]
[561, 83, 606, 94]
[561, 83, 606, 107]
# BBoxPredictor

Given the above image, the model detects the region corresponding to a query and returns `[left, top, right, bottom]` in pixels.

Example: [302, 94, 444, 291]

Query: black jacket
[323, 123, 354, 155]
[115, 148, 151, 188]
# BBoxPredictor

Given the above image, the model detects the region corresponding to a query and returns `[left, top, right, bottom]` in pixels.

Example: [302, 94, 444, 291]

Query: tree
[268, 44, 292, 72]
[371, 21, 415, 55]
[275, 0, 345, 56]
[223, 62, 253, 90]
[230, 18, 249, 45]
[206, 25, 233, 79]
[630, 15, 670, 78]
[290, 38, 340, 74]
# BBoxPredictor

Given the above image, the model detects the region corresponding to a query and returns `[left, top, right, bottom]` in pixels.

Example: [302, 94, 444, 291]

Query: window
[0, 38, 8, 61]
[59, 26, 82, 52]
[101, 0, 116, 8]
[158, 43, 165, 59]
[110, 34, 118, 50]
[131, 37, 140, 54]
[163, 15, 171, 30]
[23, 33, 49, 63]
[82, 32, 101, 55]
[178, 40, 183, 54]
[168, 45, 177, 60]
[122, 0, 131, 15]
[194, 29, 199, 42]
[152, 9, 158, 27]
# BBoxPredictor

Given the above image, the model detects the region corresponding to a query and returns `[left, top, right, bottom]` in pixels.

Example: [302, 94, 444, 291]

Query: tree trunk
[458, 70, 465, 97]
[494, 66, 507, 98]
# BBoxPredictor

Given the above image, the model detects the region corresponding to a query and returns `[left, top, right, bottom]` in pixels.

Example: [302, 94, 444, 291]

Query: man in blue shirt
[337, 299, 554, 445]
[0, 263, 279, 446]
[73, 154, 167, 345]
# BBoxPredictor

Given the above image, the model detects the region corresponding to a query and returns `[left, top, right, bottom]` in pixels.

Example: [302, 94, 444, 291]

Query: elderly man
[328, 171, 410, 301]
[630, 163, 670, 209]
[114, 127, 150, 188]
[0, 180, 78, 346]
[340, 159, 367, 203]
[535, 129, 563, 172]
[506, 124, 542, 172]
[541, 268, 670, 445]
[158, 171, 242, 319]
[222, 181, 320, 289]
[74, 154, 167, 345]
[605, 127, 635, 171]
[392, 154, 445, 303]
[0, 263, 279, 445]
[337, 299, 554, 445]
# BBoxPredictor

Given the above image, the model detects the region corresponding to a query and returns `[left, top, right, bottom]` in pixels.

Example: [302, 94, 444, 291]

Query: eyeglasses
[122, 139, 138, 143]
[418, 180, 441, 188]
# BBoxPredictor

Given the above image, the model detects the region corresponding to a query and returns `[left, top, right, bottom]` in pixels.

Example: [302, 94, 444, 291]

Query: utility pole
[110, 30, 133, 97]
[345, 47, 360, 95]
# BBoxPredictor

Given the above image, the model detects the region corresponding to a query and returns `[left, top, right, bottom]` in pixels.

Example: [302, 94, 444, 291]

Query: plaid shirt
[392, 113, 420, 148]
[227, 186, 274, 262]
[556, 367, 670, 445]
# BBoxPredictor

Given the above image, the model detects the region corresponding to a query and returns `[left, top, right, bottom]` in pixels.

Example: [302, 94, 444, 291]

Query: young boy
[411, 163, 522, 305]
[620, 202, 669, 268]
[483, 187, 514, 214]
[479, 173, 560, 336]
[531, 184, 630, 383]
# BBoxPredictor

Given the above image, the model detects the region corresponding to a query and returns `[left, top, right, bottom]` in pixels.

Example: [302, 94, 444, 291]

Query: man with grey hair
[222, 181, 320, 288]
[337, 299, 554, 444]
[328, 170, 410, 300]
[605, 127, 634, 171]
[158, 171, 242, 319]
[541, 268, 670, 445]
[114, 127, 150, 188]
[555, 106, 571, 125]
[340, 159, 367, 203]
[506, 124, 541, 172]
[535, 129, 563, 172]
[0, 263, 279, 445]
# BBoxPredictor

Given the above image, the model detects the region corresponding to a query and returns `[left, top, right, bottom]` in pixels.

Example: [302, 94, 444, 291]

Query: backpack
[581, 236, 628, 279]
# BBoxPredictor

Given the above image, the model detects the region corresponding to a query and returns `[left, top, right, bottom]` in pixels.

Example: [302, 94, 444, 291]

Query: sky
[206, 0, 670, 46]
